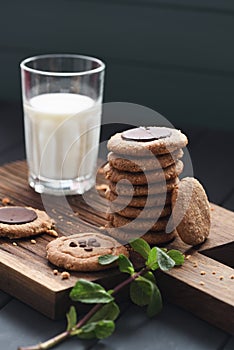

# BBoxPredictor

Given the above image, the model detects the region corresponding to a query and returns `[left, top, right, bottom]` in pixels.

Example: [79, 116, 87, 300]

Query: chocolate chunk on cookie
[171, 177, 211, 246]
[107, 127, 188, 156]
[46, 232, 129, 271]
[0, 206, 55, 239]
[104, 160, 183, 185]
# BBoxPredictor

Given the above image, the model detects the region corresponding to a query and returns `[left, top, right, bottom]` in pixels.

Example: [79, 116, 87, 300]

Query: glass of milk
[20, 54, 105, 195]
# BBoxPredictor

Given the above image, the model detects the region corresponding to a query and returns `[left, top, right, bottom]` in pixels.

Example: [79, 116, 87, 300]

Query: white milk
[24, 93, 101, 181]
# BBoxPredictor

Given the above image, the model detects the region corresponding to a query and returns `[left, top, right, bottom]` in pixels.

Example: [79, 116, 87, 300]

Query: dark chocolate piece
[79, 243, 86, 248]
[69, 241, 78, 247]
[121, 127, 171, 142]
[78, 240, 86, 245]
[84, 247, 93, 252]
[0, 207, 38, 225]
[91, 241, 101, 247]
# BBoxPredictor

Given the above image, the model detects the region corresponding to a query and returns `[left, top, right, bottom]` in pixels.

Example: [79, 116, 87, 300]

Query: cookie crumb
[210, 207, 215, 211]
[61, 271, 70, 280]
[219, 276, 224, 280]
[1, 197, 11, 205]
[12, 242, 17, 246]
[99, 226, 106, 230]
[199, 281, 205, 286]
[200, 271, 206, 275]
[46, 229, 58, 237]
[185, 255, 191, 260]
[193, 262, 198, 267]
[230, 275, 234, 280]
[30, 239, 36, 244]
[66, 221, 73, 225]
[96, 184, 109, 191]
[53, 269, 58, 275]
[212, 271, 216, 275]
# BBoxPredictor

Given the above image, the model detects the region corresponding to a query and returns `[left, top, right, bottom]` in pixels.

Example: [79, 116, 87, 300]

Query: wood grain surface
[0, 160, 233, 334]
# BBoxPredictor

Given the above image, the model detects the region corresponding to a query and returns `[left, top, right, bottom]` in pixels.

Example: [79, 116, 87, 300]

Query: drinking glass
[20, 54, 105, 195]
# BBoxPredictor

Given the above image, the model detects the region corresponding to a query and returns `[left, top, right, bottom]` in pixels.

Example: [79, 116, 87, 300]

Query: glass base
[29, 173, 95, 196]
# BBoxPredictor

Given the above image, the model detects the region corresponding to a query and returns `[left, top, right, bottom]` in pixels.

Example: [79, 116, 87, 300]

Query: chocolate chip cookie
[0, 206, 55, 239]
[107, 127, 188, 156]
[46, 232, 129, 271]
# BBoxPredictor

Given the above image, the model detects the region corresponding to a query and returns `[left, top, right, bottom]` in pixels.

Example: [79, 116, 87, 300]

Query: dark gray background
[0, 0, 234, 129]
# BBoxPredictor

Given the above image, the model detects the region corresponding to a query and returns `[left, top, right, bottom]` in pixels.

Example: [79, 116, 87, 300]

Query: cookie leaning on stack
[104, 126, 188, 245]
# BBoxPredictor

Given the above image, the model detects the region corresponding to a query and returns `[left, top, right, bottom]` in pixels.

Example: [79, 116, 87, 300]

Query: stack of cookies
[103, 126, 188, 245]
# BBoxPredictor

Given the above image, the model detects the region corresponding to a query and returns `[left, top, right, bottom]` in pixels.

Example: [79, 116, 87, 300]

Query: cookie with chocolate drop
[107, 127, 188, 156]
[0, 206, 55, 239]
[46, 232, 128, 271]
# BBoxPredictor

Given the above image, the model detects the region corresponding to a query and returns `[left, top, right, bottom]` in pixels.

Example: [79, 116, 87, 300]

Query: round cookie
[108, 213, 169, 232]
[105, 189, 172, 207]
[107, 225, 177, 245]
[108, 149, 184, 172]
[107, 127, 188, 156]
[109, 203, 172, 219]
[104, 160, 183, 185]
[109, 177, 179, 197]
[46, 232, 129, 271]
[0, 206, 55, 239]
[171, 177, 210, 246]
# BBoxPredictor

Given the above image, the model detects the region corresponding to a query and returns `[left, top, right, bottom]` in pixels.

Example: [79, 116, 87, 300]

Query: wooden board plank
[0, 160, 233, 334]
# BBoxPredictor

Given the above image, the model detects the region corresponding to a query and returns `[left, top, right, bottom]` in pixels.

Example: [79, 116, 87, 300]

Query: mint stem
[18, 266, 149, 350]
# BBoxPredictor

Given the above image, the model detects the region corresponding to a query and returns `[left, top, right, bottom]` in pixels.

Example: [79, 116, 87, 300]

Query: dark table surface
[0, 101, 233, 350]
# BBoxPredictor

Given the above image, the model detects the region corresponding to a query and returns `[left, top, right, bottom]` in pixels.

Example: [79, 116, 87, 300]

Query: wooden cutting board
[0, 160, 233, 334]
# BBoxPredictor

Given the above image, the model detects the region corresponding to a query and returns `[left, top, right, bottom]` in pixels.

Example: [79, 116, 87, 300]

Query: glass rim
[20, 53, 105, 76]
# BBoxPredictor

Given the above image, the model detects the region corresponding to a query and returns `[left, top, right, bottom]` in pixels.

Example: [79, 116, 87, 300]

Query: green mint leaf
[78, 320, 115, 340]
[66, 306, 77, 331]
[95, 320, 115, 339]
[70, 279, 114, 304]
[118, 254, 135, 275]
[130, 276, 152, 306]
[156, 247, 175, 271]
[130, 238, 151, 259]
[167, 249, 185, 266]
[143, 271, 156, 284]
[89, 302, 120, 323]
[146, 247, 159, 270]
[147, 283, 162, 317]
[98, 254, 119, 265]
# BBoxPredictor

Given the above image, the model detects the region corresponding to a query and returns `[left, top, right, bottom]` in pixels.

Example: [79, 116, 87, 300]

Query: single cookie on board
[108, 213, 169, 232]
[104, 160, 183, 185]
[109, 203, 172, 219]
[107, 127, 188, 156]
[171, 177, 211, 246]
[0, 206, 55, 239]
[105, 189, 172, 207]
[107, 225, 177, 245]
[46, 232, 128, 271]
[109, 177, 179, 196]
[108, 149, 184, 172]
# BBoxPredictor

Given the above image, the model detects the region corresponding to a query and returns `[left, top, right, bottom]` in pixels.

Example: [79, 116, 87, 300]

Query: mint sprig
[18, 238, 184, 350]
